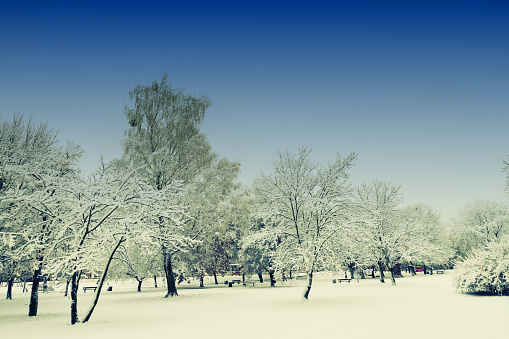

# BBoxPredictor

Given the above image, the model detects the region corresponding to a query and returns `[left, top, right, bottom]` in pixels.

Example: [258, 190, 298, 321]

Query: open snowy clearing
[1, 272, 508, 339]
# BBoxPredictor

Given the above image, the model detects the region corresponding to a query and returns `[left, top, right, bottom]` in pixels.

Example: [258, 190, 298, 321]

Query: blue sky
[1, 1, 508, 219]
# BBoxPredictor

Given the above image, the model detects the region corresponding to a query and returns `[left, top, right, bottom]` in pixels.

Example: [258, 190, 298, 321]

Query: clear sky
[1, 0, 508, 219]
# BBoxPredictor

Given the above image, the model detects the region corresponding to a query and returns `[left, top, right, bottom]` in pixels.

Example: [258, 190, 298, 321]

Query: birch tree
[122, 73, 214, 297]
[255, 148, 356, 300]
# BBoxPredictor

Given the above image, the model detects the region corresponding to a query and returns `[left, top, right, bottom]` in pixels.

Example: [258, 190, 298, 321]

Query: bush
[452, 239, 509, 295]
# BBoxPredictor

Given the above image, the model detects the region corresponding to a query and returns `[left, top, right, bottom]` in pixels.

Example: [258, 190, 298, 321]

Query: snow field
[1, 272, 508, 339]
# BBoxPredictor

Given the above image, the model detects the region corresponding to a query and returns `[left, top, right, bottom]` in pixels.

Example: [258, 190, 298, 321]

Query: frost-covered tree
[354, 183, 449, 285]
[397, 204, 451, 269]
[0, 114, 81, 315]
[353, 180, 403, 285]
[255, 148, 356, 300]
[121, 73, 215, 297]
[177, 158, 249, 286]
[451, 200, 509, 259]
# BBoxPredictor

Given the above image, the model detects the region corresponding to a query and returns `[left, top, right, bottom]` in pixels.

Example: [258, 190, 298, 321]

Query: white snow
[1, 272, 508, 339]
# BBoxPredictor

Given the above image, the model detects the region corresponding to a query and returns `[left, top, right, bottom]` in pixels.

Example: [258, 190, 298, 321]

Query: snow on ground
[1, 272, 508, 339]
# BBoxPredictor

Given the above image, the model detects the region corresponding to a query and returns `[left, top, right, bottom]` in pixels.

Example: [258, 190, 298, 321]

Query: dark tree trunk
[64, 277, 70, 297]
[6, 276, 14, 300]
[28, 262, 42, 316]
[409, 262, 416, 276]
[137, 279, 143, 292]
[394, 263, 403, 278]
[199, 275, 204, 288]
[70, 270, 80, 324]
[269, 270, 276, 287]
[348, 266, 355, 280]
[258, 272, 263, 283]
[423, 264, 427, 274]
[164, 252, 178, 297]
[213, 271, 218, 285]
[154, 274, 158, 288]
[378, 261, 385, 283]
[302, 271, 313, 300]
[371, 265, 376, 278]
[82, 237, 125, 323]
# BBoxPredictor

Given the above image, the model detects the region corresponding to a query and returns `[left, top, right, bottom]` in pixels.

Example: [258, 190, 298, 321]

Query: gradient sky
[1, 1, 508, 219]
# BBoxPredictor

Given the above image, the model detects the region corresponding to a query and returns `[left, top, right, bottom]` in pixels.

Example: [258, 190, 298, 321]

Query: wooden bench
[83, 286, 97, 293]
[435, 270, 445, 274]
[231, 279, 241, 284]
[338, 278, 352, 283]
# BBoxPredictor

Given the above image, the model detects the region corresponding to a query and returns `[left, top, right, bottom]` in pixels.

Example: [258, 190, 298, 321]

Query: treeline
[1, 74, 509, 324]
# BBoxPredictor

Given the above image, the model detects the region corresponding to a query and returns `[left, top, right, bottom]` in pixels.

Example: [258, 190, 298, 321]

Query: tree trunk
[388, 265, 396, 286]
[64, 278, 70, 297]
[154, 274, 158, 288]
[378, 261, 385, 283]
[423, 264, 427, 274]
[28, 261, 43, 316]
[258, 272, 264, 283]
[213, 271, 218, 285]
[348, 266, 355, 280]
[6, 276, 14, 300]
[164, 252, 178, 297]
[302, 271, 313, 300]
[269, 270, 276, 287]
[82, 237, 125, 323]
[70, 270, 80, 324]
[137, 279, 143, 292]
[199, 275, 204, 288]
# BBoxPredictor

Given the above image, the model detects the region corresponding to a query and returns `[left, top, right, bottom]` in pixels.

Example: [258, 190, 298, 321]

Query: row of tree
[2, 74, 509, 325]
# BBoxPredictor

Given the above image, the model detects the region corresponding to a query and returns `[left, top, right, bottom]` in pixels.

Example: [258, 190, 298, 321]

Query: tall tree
[255, 148, 356, 300]
[122, 73, 214, 297]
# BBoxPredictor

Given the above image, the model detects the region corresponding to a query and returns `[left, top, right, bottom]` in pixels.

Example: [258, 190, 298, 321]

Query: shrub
[452, 239, 509, 295]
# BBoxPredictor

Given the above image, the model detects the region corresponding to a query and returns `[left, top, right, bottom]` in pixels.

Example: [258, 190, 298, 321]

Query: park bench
[435, 270, 445, 274]
[232, 279, 241, 284]
[338, 278, 352, 283]
[83, 286, 97, 293]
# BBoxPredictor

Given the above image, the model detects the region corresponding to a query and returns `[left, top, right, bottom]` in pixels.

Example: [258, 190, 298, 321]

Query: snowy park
[2, 2, 509, 339]
[1, 271, 509, 339]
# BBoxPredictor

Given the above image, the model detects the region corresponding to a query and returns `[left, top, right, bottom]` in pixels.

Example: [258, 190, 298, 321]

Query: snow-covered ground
[1, 272, 508, 339]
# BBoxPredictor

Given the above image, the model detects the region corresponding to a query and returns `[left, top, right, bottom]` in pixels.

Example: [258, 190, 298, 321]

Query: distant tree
[451, 200, 509, 258]
[255, 148, 356, 300]
[354, 180, 403, 285]
[122, 73, 215, 298]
